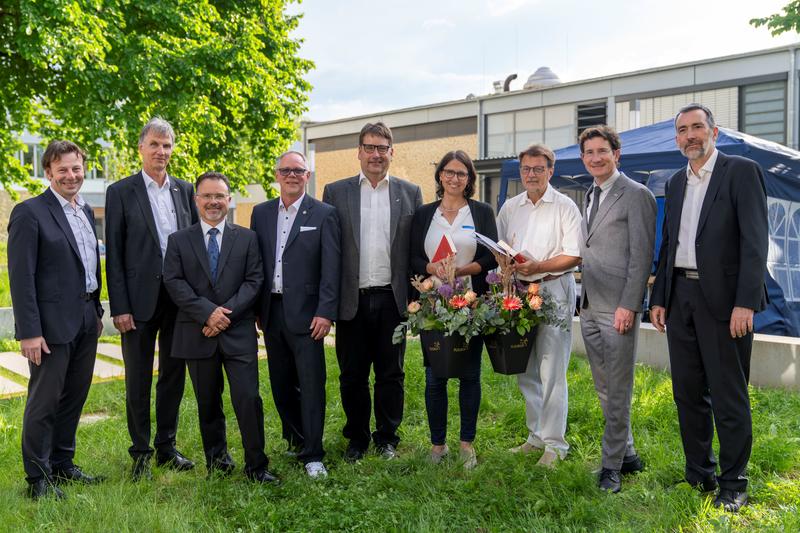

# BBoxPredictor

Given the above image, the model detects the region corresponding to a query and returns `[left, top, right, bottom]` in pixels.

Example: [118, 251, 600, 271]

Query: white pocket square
[300, 226, 317, 232]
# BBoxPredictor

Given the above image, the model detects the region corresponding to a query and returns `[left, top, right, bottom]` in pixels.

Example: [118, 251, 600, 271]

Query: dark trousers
[121, 286, 186, 458]
[424, 337, 482, 445]
[666, 276, 752, 491]
[264, 297, 326, 464]
[186, 349, 268, 473]
[336, 289, 405, 450]
[22, 300, 98, 482]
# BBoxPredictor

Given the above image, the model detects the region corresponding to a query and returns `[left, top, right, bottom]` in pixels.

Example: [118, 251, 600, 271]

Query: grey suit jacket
[322, 175, 423, 320]
[579, 173, 657, 313]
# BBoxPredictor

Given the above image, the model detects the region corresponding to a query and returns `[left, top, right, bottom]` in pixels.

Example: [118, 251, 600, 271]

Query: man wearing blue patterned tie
[163, 172, 278, 483]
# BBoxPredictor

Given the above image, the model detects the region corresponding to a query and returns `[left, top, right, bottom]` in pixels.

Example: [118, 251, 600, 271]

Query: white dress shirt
[142, 169, 178, 258]
[358, 172, 392, 288]
[496, 185, 582, 281]
[51, 187, 99, 293]
[675, 148, 718, 269]
[586, 169, 621, 212]
[200, 219, 225, 250]
[424, 205, 477, 288]
[273, 194, 304, 293]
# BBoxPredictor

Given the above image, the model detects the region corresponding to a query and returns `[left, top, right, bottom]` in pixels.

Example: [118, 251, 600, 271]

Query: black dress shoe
[686, 476, 718, 493]
[246, 469, 280, 484]
[156, 450, 195, 471]
[131, 456, 153, 482]
[620, 454, 645, 475]
[714, 489, 748, 512]
[344, 445, 366, 463]
[207, 455, 236, 478]
[598, 468, 621, 493]
[376, 443, 398, 460]
[52, 465, 105, 485]
[27, 478, 66, 500]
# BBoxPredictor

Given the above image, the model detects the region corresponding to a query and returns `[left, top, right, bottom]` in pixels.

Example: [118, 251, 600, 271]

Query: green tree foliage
[0, 0, 312, 195]
[751, 1, 800, 36]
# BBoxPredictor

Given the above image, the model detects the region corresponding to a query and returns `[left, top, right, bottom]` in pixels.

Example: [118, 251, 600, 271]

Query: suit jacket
[162, 222, 264, 359]
[251, 195, 341, 335]
[322, 175, 423, 320]
[651, 151, 769, 320]
[8, 189, 103, 344]
[580, 173, 657, 313]
[409, 199, 498, 295]
[105, 171, 197, 321]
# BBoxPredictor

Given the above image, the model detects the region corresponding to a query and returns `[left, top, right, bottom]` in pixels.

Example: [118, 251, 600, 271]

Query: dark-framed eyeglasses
[360, 143, 391, 155]
[520, 165, 548, 176]
[441, 169, 469, 180]
[277, 167, 308, 177]
[197, 193, 229, 201]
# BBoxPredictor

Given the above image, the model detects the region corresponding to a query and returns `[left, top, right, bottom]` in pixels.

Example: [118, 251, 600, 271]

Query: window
[515, 109, 543, 152]
[486, 113, 514, 157]
[544, 105, 575, 149]
[740, 81, 786, 144]
[577, 101, 607, 138]
[23, 144, 36, 177]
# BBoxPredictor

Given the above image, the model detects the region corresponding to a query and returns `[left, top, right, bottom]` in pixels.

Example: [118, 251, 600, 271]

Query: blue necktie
[207, 227, 220, 283]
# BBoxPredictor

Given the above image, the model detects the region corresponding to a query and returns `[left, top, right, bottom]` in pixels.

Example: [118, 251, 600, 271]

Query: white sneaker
[305, 461, 328, 478]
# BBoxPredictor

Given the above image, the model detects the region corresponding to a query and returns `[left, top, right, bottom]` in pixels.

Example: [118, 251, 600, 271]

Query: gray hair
[674, 103, 716, 130]
[139, 117, 175, 145]
[275, 150, 308, 171]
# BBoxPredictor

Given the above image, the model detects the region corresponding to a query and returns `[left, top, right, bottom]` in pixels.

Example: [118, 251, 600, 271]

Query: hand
[426, 261, 447, 279]
[96, 316, 104, 337]
[729, 306, 754, 339]
[614, 307, 635, 335]
[112, 313, 136, 334]
[512, 258, 540, 277]
[309, 316, 332, 341]
[206, 306, 232, 330]
[20, 337, 50, 366]
[202, 325, 221, 337]
[650, 306, 666, 333]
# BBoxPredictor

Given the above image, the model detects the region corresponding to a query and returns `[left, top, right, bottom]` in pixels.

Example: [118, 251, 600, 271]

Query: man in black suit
[251, 151, 341, 478]
[105, 117, 197, 479]
[8, 140, 105, 499]
[163, 171, 277, 483]
[651, 104, 768, 512]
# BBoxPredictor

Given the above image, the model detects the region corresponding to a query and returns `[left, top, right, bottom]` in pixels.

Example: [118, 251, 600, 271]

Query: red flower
[449, 295, 469, 309]
[502, 295, 523, 311]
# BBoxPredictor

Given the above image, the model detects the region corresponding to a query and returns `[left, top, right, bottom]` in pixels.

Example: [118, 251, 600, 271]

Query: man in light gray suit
[322, 122, 423, 462]
[578, 126, 656, 493]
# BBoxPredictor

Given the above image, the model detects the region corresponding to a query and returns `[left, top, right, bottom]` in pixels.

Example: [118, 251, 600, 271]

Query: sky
[287, 0, 800, 123]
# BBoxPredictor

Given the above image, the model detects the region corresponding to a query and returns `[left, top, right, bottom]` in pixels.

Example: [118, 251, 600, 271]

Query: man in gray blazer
[322, 122, 423, 461]
[578, 126, 656, 493]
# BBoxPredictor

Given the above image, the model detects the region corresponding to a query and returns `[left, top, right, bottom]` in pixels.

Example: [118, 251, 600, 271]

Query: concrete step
[0, 352, 31, 378]
[0, 375, 26, 395]
[96, 343, 123, 361]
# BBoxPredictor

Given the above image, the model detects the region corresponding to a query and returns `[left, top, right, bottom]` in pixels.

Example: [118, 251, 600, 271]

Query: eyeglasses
[277, 167, 308, 177]
[581, 148, 613, 157]
[197, 193, 228, 201]
[441, 169, 469, 180]
[360, 143, 391, 155]
[520, 165, 548, 176]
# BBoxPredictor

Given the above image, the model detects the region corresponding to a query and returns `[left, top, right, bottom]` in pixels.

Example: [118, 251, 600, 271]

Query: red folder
[431, 234, 457, 262]
[498, 240, 528, 264]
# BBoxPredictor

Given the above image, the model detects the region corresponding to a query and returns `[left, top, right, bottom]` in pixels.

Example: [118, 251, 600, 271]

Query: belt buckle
[685, 270, 700, 280]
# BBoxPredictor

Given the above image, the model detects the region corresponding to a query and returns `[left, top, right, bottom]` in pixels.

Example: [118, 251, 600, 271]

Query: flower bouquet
[392, 256, 487, 378]
[480, 251, 563, 374]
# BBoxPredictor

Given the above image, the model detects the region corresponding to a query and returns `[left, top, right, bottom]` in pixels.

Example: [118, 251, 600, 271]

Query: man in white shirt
[497, 143, 582, 468]
[322, 122, 423, 461]
[651, 104, 768, 512]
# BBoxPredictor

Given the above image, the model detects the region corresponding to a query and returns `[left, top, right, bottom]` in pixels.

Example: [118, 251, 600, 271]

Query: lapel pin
[303, 210, 307, 215]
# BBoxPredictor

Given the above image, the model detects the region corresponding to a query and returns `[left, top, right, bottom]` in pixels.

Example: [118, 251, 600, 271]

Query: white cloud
[422, 18, 456, 29]
[486, 0, 534, 17]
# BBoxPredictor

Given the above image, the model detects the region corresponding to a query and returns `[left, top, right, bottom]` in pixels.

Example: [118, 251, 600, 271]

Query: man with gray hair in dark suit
[322, 122, 423, 462]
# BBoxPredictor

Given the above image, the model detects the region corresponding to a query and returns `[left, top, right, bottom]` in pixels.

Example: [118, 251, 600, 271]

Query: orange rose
[527, 283, 540, 296]
[529, 295, 543, 310]
[407, 301, 421, 314]
[421, 278, 435, 292]
[464, 290, 477, 303]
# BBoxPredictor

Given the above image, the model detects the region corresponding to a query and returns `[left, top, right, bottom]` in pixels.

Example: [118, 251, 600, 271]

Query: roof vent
[523, 67, 561, 90]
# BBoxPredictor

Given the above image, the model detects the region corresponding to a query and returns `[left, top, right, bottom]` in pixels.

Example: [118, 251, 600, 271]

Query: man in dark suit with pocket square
[163, 171, 278, 483]
[251, 150, 341, 478]
[651, 104, 769, 512]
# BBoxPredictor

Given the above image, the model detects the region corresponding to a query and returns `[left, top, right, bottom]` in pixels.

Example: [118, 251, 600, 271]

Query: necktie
[207, 227, 220, 283]
[587, 186, 602, 230]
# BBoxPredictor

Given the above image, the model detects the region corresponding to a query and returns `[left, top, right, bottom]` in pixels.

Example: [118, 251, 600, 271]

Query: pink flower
[527, 283, 540, 296]
[449, 295, 469, 309]
[528, 295, 543, 310]
[407, 301, 421, 314]
[502, 295, 523, 311]
[464, 290, 477, 303]
[420, 278, 435, 292]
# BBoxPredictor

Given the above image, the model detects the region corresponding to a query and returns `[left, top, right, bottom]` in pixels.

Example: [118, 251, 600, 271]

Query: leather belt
[359, 285, 393, 295]
[527, 272, 565, 284]
[675, 268, 700, 280]
[271, 292, 283, 300]
[79, 292, 95, 301]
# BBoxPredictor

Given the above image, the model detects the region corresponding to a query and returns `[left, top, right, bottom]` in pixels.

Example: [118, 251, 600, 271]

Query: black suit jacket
[8, 189, 103, 344]
[105, 172, 197, 321]
[251, 195, 341, 335]
[651, 151, 769, 320]
[409, 199, 498, 295]
[163, 222, 264, 359]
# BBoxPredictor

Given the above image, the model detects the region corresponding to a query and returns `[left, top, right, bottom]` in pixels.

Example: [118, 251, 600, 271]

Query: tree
[0, 0, 313, 195]
[750, 1, 800, 36]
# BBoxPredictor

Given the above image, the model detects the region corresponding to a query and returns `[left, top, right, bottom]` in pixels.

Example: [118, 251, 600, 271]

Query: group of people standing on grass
[8, 104, 767, 514]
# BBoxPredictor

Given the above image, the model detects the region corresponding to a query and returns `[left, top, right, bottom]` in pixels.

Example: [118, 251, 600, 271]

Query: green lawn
[0, 342, 798, 532]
